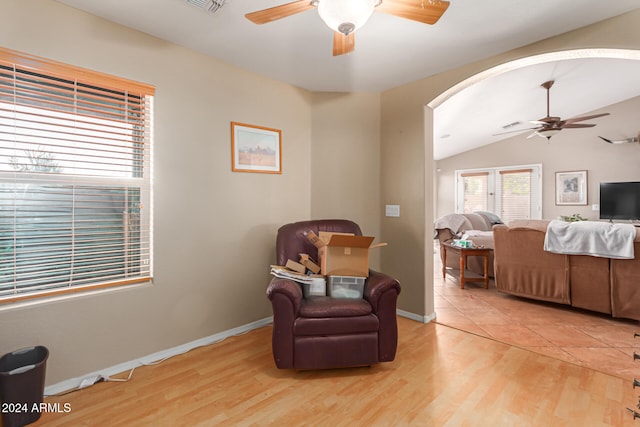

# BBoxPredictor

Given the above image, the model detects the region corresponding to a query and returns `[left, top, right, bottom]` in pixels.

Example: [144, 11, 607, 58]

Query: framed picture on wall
[231, 122, 282, 174]
[555, 170, 587, 205]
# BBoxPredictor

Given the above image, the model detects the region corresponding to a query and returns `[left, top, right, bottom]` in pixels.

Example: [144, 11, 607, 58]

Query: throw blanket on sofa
[433, 213, 468, 238]
[543, 220, 636, 259]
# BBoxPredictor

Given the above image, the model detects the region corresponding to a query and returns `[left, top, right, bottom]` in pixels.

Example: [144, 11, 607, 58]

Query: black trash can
[0, 346, 49, 427]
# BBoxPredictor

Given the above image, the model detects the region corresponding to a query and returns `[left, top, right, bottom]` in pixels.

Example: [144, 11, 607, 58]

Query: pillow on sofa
[465, 213, 491, 231]
[474, 211, 503, 226]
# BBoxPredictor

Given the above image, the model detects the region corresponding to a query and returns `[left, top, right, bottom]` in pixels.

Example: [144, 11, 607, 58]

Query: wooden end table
[441, 242, 493, 289]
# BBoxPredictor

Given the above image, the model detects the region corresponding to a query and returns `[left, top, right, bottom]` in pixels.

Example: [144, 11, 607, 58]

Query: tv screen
[599, 181, 640, 220]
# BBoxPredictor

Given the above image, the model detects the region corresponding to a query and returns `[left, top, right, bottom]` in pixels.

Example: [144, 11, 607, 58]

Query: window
[499, 169, 533, 222]
[456, 164, 542, 222]
[460, 172, 489, 213]
[0, 48, 154, 303]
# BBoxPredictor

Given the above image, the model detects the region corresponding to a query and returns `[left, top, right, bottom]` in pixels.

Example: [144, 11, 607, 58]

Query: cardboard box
[298, 254, 321, 274]
[285, 259, 306, 274]
[308, 231, 385, 277]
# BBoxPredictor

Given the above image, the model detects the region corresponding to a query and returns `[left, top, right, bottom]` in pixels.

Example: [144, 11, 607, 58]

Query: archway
[423, 48, 640, 322]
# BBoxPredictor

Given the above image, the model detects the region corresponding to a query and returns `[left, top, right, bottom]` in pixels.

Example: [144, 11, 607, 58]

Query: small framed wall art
[231, 122, 282, 174]
[555, 170, 587, 205]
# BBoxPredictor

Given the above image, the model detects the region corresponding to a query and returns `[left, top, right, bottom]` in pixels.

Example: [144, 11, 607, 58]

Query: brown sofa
[435, 212, 497, 277]
[493, 219, 640, 321]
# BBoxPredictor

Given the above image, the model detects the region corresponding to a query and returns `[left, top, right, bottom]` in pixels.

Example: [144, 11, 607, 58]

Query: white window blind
[461, 172, 489, 213]
[499, 169, 532, 222]
[455, 165, 541, 220]
[0, 48, 154, 303]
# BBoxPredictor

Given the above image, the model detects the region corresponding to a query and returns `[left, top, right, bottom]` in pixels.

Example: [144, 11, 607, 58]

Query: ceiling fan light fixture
[536, 128, 561, 139]
[317, 0, 376, 35]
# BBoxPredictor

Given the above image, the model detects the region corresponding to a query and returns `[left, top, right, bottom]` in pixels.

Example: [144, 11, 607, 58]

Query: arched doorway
[423, 48, 640, 322]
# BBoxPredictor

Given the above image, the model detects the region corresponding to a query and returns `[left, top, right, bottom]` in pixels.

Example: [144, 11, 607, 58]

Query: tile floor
[433, 250, 640, 380]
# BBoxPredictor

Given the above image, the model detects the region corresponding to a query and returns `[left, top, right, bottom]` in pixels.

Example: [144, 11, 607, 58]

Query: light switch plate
[385, 205, 400, 217]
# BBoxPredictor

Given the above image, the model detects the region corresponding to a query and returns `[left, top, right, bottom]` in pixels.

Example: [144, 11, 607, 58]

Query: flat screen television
[599, 181, 640, 221]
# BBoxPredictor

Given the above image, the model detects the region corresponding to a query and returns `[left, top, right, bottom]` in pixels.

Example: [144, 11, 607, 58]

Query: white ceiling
[54, 0, 640, 159]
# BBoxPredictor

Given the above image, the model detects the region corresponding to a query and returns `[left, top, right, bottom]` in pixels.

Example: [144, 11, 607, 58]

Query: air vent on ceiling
[501, 121, 522, 129]
[186, 0, 226, 13]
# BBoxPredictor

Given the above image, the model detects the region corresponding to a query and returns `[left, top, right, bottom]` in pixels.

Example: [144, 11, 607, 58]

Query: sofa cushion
[506, 219, 550, 232]
[299, 296, 372, 318]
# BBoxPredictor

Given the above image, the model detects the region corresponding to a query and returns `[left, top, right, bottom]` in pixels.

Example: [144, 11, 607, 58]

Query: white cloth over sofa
[544, 220, 636, 259]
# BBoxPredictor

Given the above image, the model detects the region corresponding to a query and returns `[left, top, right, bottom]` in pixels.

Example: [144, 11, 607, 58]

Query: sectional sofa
[493, 219, 640, 321]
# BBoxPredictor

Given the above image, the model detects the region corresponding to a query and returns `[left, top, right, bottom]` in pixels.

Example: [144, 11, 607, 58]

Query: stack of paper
[270, 265, 322, 285]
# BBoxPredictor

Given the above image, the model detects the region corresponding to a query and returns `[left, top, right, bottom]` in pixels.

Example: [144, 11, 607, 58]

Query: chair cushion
[299, 296, 372, 318]
[294, 315, 379, 336]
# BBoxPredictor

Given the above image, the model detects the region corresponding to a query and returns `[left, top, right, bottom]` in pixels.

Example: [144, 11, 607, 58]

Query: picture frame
[231, 122, 282, 174]
[555, 170, 587, 205]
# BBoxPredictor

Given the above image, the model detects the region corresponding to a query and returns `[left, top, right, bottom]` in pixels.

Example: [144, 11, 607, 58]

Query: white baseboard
[45, 317, 273, 396]
[397, 309, 436, 323]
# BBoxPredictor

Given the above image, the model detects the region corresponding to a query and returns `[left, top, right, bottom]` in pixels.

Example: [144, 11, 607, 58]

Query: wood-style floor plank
[32, 317, 639, 426]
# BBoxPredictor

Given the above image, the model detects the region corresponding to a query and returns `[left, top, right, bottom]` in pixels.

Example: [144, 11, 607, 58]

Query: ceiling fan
[598, 133, 639, 144]
[245, 0, 449, 56]
[497, 80, 610, 140]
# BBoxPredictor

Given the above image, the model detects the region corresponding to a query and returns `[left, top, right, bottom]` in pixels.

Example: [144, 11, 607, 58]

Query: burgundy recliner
[267, 219, 401, 370]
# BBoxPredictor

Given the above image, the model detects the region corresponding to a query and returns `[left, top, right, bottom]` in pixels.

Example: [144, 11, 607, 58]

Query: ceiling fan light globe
[536, 128, 561, 139]
[318, 0, 376, 35]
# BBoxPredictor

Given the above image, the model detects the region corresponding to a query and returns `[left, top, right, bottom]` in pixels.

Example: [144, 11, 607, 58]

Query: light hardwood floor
[33, 316, 639, 426]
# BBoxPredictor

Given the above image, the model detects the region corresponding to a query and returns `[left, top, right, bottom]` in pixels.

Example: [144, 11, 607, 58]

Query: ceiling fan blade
[526, 131, 541, 139]
[563, 113, 610, 124]
[245, 0, 315, 24]
[333, 32, 355, 56]
[376, 0, 450, 25]
[530, 116, 560, 125]
[561, 123, 596, 129]
[599, 135, 640, 144]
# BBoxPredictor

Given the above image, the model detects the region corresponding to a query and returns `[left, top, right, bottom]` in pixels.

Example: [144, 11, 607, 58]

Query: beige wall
[0, 0, 317, 385]
[310, 92, 382, 268]
[0, 0, 384, 387]
[3, 0, 640, 387]
[380, 10, 640, 318]
[436, 96, 640, 220]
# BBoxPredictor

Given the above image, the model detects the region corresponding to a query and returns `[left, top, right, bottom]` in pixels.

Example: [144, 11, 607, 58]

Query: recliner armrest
[364, 269, 400, 362]
[364, 270, 401, 314]
[266, 277, 303, 369]
[266, 277, 303, 316]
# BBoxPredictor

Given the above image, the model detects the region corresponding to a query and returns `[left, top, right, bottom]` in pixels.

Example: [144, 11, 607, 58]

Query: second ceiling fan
[245, 0, 449, 56]
[499, 80, 610, 140]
